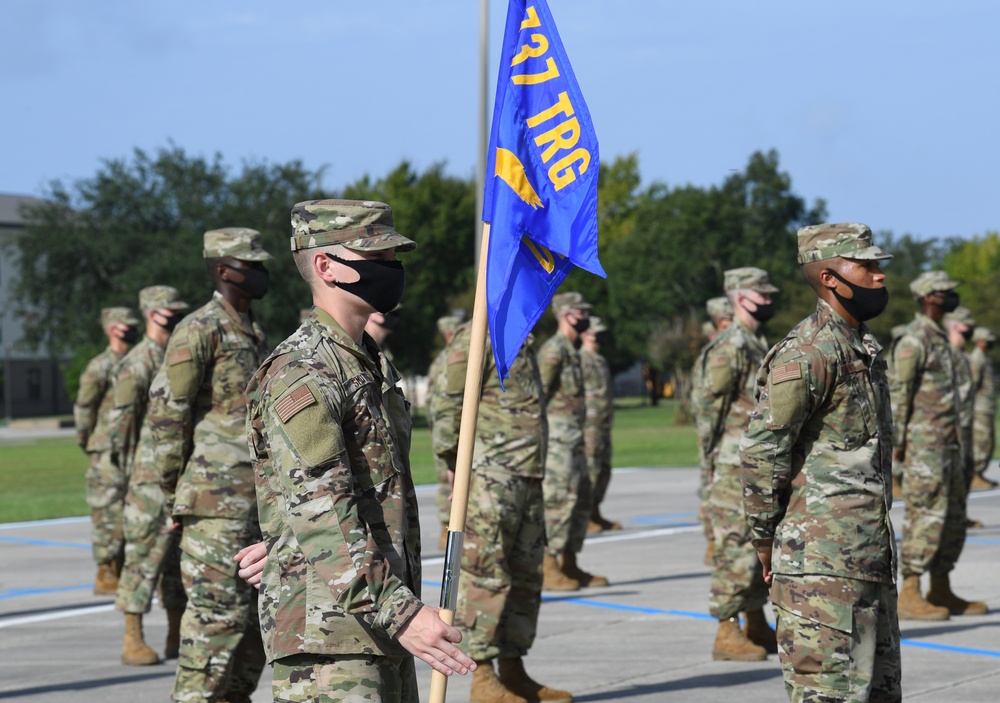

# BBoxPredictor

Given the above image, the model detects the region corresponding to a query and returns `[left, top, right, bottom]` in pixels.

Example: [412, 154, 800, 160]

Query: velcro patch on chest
[167, 348, 192, 366]
[771, 362, 803, 384]
[345, 373, 374, 396]
[275, 384, 317, 423]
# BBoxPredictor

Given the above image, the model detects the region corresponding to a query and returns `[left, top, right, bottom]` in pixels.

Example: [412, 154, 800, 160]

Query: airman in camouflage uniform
[154, 228, 272, 703]
[944, 307, 977, 487]
[969, 327, 997, 490]
[427, 313, 466, 551]
[108, 286, 190, 666]
[741, 223, 901, 703]
[75, 305, 140, 595]
[440, 324, 572, 703]
[246, 199, 473, 703]
[695, 267, 778, 662]
[891, 271, 987, 620]
[537, 292, 608, 591]
[692, 296, 734, 563]
[580, 317, 619, 534]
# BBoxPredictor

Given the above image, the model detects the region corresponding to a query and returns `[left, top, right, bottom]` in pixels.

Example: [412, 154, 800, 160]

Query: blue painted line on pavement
[0, 584, 92, 601]
[965, 537, 1000, 546]
[629, 512, 698, 525]
[899, 638, 1000, 659]
[0, 536, 91, 550]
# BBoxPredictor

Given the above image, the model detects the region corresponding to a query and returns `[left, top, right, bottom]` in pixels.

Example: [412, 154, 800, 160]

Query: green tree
[944, 231, 1000, 364]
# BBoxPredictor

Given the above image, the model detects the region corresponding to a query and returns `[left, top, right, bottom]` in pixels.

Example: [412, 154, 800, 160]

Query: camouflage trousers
[584, 426, 613, 506]
[457, 468, 544, 661]
[900, 443, 967, 577]
[85, 449, 127, 565]
[698, 459, 714, 542]
[708, 463, 768, 619]
[971, 411, 995, 479]
[771, 575, 901, 703]
[542, 433, 591, 555]
[271, 653, 417, 703]
[435, 454, 451, 527]
[172, 516, 266, 703]
[115, 481, 186, 614]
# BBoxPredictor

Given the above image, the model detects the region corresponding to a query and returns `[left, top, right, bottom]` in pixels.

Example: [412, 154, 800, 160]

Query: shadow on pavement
[575, 667, 783, 701]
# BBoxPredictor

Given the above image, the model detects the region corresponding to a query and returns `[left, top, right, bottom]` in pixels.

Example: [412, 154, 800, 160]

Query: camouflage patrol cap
[723, 267, 779, 294]
[972, 327, 996, 343]
[890, 324, 908, 341]
[589, 316, 608, 333]
[706, 296, 734, 322]
[100, 307, 140, 327]
[436, 314, 465, 337]
[290, 199, 416, 253]
[138, 285, 189, 313]
[909, 270, 959, 299]
[203, 227, 273, 261]
[796, 223, 892, 265]
[944, 306, 976, 326]
[551, 291, 592, 315]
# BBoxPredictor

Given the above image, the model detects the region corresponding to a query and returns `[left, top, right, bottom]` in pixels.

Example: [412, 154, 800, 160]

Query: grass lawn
[0, 398, 694, 524]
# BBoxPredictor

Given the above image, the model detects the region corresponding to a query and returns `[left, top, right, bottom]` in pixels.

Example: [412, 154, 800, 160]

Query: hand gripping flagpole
[428, 222, 491, 703]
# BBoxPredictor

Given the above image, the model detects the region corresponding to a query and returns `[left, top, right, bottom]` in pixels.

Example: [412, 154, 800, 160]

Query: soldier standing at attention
[580, 316, 620, 534]
[245, 200, 474, 702]
[440, 325, 572, 703]
[427, 313, 466, 550]
[891, 272, 987, 620]
[943, 308, 978, 497]
[695, 267, 778, 661]
[109, 286, 190, 665]
[741, 223, 901, 702]
[155, 228, 272, 703]
[968, 327, 998, 490]
[692, 296, 734, 565]
[75, 306, 140, 595]
[537, 292, 608, 590]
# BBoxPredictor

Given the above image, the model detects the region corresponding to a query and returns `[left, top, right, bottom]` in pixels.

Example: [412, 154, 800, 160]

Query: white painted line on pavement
[0, 603, 114, 629]
[0, 516, 89, 531]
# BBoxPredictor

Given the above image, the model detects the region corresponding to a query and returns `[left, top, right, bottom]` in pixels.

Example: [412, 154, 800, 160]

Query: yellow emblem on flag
[495, 148, 544, 209]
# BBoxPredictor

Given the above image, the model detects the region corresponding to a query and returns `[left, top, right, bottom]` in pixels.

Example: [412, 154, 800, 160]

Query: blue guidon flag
[483, 0, 605, 382]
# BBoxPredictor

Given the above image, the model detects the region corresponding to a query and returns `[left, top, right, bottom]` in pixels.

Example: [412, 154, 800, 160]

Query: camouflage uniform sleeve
[265, 373, 423, 638]
[889, 335, 924, 455]
[740, 343, 827, 548]
[697, 342, 737, 457]
[434, 341, 469, 473]
[73, 356, 106, 449]
[536, 341, 563, 404]
[157, 323, 210, 511]
[109, 361, 143, 472]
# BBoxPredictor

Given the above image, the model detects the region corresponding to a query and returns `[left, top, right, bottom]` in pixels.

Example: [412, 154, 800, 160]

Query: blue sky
[2, 0, 997, 240]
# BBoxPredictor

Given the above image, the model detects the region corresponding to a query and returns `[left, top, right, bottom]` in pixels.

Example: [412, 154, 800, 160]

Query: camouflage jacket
[155, 291, 269, 518]
[694, 317, 768, 467]
[581, 346, 613, 458]
[246, 308, 422, 662]
[436, 324, 546, 478]
[889, 313, 959, 455]
[955, 349, 974, 433]
[537, 331, 585, 439]
[969, 346, 997, 418]
[107, 336, 166, 472]
[740, 300, 895, 583]
[426, 346, 457, 471]
[129, 364, 171, 486]
[74, 347, 124, 452]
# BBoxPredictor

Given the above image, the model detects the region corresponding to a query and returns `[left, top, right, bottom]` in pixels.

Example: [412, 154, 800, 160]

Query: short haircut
[292, 243, 344, 286]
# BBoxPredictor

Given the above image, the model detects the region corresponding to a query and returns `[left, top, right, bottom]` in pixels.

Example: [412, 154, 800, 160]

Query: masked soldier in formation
[245, 200, 474, 702]
[968, 327, 998, 490]
[694, 267, 778, 662]
[742, 223, 901, 703]
[440, 324, 573, 703]
[427, 313, 466, 550]
[108, 286, 190, 666]
[153, 228, 272, 703]
[75, 306, 140, 594]
[580, 317, 619, 534]
[537, 292, 608, 591]
[891, 272, 987, 621]
[692, 296, 734, 565]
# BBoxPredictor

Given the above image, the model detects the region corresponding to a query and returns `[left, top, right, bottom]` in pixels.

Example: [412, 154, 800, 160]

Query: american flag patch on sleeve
[275, 385, 317, 423]
[772, 362, 803, 384]
[167, 348, 192, 366]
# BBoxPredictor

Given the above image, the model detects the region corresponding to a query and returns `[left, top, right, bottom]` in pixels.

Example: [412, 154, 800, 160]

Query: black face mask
[826, 269, 889, 322]
[121, 327, 139, 344]
[939, 291, 960, 313]
[157, 312, 183, 333]
[571, 316, 590, 334]
[962, 328, 975, 341]
[228, 265, 269, 299]
[327, 254, 405, 314]
[745, 299, 776, 323]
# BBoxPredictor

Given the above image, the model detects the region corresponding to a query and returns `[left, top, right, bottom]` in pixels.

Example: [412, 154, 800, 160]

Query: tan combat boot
[926, 573, 988, 616]
[969, 474, 996, 491]
[94, 562, 119, 596]
[498, 657, 573, 702]
[438, 524, 449, 551]
[560, 551, 609, 588]
[164, 608, 183, 659]
[542, 552, 579, 592]
[703, 540, 715, 567]
[591, 505, 622, 532]
[897, 574, 950, 621]
[743, 608, 778, 654]
[121, 613, 159, 666]
[712, 617, 767, 661]
[470, 659, 528, 703]
[891, 475, 903, 499]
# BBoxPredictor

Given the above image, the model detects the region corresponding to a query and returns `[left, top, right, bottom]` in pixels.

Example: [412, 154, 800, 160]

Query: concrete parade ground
[1, 466, 999, 702]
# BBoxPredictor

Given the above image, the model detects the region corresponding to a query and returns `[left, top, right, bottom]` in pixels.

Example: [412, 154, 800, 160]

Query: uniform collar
[816, 299, 882, 357]
[310, 308, 393, 383]
[915, 312, 947, 338]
